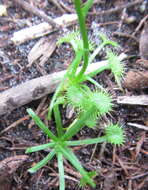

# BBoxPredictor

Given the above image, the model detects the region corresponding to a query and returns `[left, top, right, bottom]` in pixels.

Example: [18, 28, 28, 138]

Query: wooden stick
[127, 123, 148, 131]
[49, 0, 66, 13]
[0, 53, 126, 116]
[11, 14, 77, 45]
[13, 0, 59, 28]
[117, 95, 148, 106]
[113, 31, 139, 44]
[89, 0, 143, 16]
[0, 115, 30, 135]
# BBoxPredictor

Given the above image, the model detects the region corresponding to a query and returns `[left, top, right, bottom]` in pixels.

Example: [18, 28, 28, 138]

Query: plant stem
[89, 42, 105, 64]
[47, 77, 66, 120]
[85, 64, 110, 78]
[66, 136, 106, 146]
[62, 106, 94, 141]
[70, 50, 83, 78]
[47, 51, 83, 119]
[74, 0, 89, 79]
[53, 104, 64, 137]
[85, 76, 106, 90]
[57, 152, 65, 190]
[82, 0, 94, 17]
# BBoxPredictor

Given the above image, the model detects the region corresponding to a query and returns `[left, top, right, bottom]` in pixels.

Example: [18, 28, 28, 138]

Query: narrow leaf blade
[26, 142, 55, 153]
[27, 108, 57, 141]
[28, 150, 55, 173]
[57, 152, 65, 190]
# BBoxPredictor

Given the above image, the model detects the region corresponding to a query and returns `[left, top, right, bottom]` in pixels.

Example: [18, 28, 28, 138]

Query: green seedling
[26, 108, 124, 189]
[26, 0, 125, 189]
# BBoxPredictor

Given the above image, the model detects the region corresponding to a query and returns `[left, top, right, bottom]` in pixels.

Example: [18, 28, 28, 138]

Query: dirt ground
[0, 0, 148, 190]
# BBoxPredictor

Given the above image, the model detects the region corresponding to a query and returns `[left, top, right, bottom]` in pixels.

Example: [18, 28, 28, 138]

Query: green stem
[57, 152, 65, 190]
[47, 51, 82, 119]
[89, 42, 106, 64]
[85, 76, 106, 91]
[74, 0, 89, 79]
[66, 136, 106, 146]
[47, 77, 66, 120]
[85, 64, 110, 78]
[82, 0, 94, 17]
[69, 50, 83, 78]
[62, 106, 94, 141]
[53, 105, 64, 137]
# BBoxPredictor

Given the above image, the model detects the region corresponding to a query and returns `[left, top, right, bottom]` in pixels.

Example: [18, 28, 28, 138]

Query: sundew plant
[26, 0, 125, 189]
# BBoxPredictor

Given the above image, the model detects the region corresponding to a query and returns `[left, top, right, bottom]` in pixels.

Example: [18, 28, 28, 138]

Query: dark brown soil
[0, 0, 148, 190]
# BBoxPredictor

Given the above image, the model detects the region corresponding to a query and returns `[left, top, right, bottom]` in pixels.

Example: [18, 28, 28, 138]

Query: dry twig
[116, 155, 129, 176]
[113, 32, 139, 44]
[49, 0, 66, 13]
[135, 132, 146, 158]
[127, 172, 148, 180]
[89, 0, 143, 16]
[0, 115, 30, 135]
[13, 0, 59, 28]
[133, 14, 148, 36]
[0, 53, 126, 116]
[28, 97, 47, 128]
[117, 95, 148, 106]
[127, 123, 148, 131]
[11, 14, 77, 45]
[59, 1, 74, 13]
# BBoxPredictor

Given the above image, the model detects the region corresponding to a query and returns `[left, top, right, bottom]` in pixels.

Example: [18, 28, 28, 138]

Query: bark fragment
[124, 71, 148, 90]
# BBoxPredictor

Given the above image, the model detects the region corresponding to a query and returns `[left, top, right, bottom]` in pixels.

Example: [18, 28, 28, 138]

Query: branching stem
[74, 0, 89, 79]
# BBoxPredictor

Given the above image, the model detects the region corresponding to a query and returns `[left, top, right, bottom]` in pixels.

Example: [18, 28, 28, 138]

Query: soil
[0, 0, 148, 190]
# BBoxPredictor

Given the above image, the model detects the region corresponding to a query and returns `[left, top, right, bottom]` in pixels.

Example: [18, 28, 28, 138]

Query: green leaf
[84, 64, 109, 79]
[83, 90, 113, 116]
[80, 171, 97, 187]
[89, 41, 105, 64]
[58, 30, 94, 54]
[105, 124, 125, 145]
[28, 150, 55, 173]
[54, 96, 66, 106]
[66, 84, 86, 109]
[89, 33, 118, 64]
[85, 76, 105, 91]
[99, 33, 119, 47]
[59, 146, 96, 187]
[107, 51, 124, 87]
[66, 136, 106, 146]
[83, 111, 98, 128]
[26, 142, 55, 153]
[57, 30, 81, 52]
[27, 108, 58, 141]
